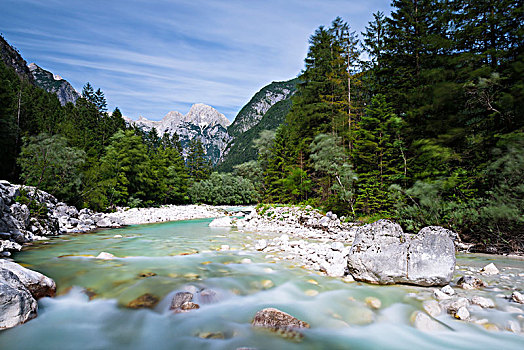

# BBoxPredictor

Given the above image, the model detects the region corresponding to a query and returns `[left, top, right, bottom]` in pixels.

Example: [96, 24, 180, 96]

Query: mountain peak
[185, 103, 230, 128]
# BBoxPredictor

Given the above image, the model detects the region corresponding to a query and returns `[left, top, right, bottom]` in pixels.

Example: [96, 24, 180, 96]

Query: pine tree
[186, 138, 211, 181]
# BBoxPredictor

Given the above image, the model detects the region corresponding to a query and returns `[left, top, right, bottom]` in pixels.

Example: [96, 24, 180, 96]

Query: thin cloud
[1, 0, 391, 120]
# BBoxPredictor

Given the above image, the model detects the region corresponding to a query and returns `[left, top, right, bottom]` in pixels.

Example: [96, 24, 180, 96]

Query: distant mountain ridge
[124, 104, 232, 164]
[28, 63, 80, 105]
[216, 78, 298, 171]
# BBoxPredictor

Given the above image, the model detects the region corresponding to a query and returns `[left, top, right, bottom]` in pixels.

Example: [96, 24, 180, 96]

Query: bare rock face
[0, 260, 56, 299]
[252, 307, 310, 339]
[0, 268, 38, 329]
[347, 220, 456, 286]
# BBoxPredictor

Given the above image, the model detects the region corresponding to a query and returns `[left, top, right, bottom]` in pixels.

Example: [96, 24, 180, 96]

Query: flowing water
[0, 218, 523, 349]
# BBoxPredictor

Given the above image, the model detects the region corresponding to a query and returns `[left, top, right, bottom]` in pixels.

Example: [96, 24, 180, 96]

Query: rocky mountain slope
[28, 63, 80, 105]
[217, 78, 298, 171]
[0, 34, 34, 82]
[125, 104, 232, 164]
[227, 78, 298, 138]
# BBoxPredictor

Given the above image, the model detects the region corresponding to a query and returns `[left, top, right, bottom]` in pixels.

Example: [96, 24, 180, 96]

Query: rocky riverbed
[0, 180, 225, 257]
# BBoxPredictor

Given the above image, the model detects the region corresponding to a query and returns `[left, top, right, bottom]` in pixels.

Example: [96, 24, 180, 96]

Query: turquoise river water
[0, 218, 523, 349]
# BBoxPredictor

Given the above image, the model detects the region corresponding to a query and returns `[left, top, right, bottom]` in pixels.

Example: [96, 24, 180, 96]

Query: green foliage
[189, 172, 258, 205]
[18, 133, 85, 203]
[186, 138, 211, 182]
[15, 187, 49, 219]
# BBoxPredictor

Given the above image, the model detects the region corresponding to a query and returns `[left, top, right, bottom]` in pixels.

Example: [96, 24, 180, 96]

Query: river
[0, 218, 522, 349]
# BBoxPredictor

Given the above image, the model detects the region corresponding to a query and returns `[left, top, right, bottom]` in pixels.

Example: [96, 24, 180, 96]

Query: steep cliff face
[28, 63, 80, 105]
[227, 78, 298, 138]
[125, 104, 232, 164]
[0, 35, 34, 82]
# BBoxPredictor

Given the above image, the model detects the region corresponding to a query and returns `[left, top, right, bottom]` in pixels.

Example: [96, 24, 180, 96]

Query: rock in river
[127, 293, 160, 309]
[0, 268, 38, 329]
[0, 259, 56, 299]
[347, 220, 455, 286]
[252, 307, 310, 339]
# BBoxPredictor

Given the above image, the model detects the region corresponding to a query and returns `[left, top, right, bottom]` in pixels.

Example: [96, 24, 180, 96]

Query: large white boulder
[0, 268, 38, 329]
[347, 220, 456, 286]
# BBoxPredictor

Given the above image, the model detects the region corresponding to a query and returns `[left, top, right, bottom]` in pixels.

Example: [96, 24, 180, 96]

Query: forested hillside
[245, 1, 523, 251]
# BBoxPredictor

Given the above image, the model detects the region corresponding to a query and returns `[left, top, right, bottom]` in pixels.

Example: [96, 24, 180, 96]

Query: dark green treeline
[253, 0, 522, 251]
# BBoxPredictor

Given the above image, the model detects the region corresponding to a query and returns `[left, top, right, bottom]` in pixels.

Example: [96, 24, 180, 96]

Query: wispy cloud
[1, 0, 391, 120]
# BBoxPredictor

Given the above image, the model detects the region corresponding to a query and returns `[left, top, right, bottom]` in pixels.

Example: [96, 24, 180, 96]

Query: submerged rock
[252, 307, 310, 339]
[0, 259, 56, 299]
[411, 311, 446, 332]
[0, 268, 38, 329]
[347, 221, 455, 286]
[423, 300, 442, 317]
[127, 293, 160, 309]
[365, 297, 382, 309]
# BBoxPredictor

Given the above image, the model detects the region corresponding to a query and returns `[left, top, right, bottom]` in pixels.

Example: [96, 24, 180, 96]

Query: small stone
[220, 245, 230, 251]
[454, 306, 470, 320]
[456, 275, 485, 289]
[197, 332, 224, 339]
[365, 297, 382, 309]
[506, 320, 521, 333]
[127, 293, 159, 309]
[480, 263, 499, 275]
[511, 291, 524, 304]
[180, 301, 200, 311]
[255, 239, 267, 251]
[470, 296, 495, 308]
[261, 280, 274, 289]
[184, 273, 200, 279]
[423, 300, 442, 317]
[138, 272, 157, 278]
[331, 242, 344, 251]
[304, 289, 319, 296]
[449, 297, 470, 313]
[170, 292, 193, 310]
[441, 285, 455, 295]
[434, 289, 451, 300]
[483, 323, 500, 331]
[240, 258, 252, 264]
[410, 311, 446, 332]
[252, 307, 310, 339]
[114, 235, 122, 238]
[95, 252, 115, 260]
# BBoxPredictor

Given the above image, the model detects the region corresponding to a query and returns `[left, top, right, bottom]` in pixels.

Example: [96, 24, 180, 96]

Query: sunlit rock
[252, 307, 310, 339]
[470, 296, 495, 308]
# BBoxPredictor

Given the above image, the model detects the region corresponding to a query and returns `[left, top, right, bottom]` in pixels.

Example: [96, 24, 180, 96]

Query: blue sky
[1, 0, 391, 121]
